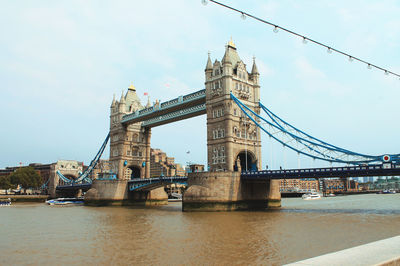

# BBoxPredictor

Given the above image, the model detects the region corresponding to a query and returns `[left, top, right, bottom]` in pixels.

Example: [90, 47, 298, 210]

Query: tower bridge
[56, 39, 399, 210]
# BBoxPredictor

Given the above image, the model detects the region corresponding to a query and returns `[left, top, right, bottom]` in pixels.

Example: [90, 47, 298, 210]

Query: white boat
[0, 198, 11, 206]
[46, 197, 84, 206]
[168, 192, 182, 202]
[302, 192, 321, 200]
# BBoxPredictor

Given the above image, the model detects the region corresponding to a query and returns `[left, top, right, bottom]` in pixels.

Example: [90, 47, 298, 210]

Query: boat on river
[383, 189, 397, 194]
[46, 197, 84, 206]
[302, 192, 321, 200]
[377, 189, 397, 194]
[0, 198, 11, 206]
[168, 192, 182, 202]
[325, 193, 336, 197]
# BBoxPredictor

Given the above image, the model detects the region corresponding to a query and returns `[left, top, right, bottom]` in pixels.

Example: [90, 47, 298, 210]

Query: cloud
[1, 1, 400, 168]
[294, 57, 352, 97]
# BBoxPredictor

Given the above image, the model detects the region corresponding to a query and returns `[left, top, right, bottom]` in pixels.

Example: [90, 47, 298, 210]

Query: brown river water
[1, 194, 399, 265]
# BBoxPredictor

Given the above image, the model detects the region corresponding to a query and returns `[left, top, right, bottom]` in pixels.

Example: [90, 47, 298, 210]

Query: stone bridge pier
[183, 172, 280, 211]
[85, 180, 168, 206]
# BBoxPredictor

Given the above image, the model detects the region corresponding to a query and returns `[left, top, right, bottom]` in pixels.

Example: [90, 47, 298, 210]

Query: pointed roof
[125, 84, 143, 112]
[146, 96, 151, 108]
[205, 52, 213, 70]
[111, 94, 116, 107]
[222, 38, 241, 67]
[251, 57, 259, 75]
[119, 91, 125, 104]
[228, 36, 236, 49]
[128, 83, 136, 91]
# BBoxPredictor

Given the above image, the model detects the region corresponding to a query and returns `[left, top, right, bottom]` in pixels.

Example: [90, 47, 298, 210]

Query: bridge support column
[129, 187, 168, 206]
[48, 166, 58, 198]
[267, 179, 281, 208]
[85, 179, 129, 206]
[144, 128, 151, 179]
[76, 189, 83, 198]
[183, 171, 281, 211]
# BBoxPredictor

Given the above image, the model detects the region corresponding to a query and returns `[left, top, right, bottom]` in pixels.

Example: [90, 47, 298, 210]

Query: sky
[1, 0, 399, 170]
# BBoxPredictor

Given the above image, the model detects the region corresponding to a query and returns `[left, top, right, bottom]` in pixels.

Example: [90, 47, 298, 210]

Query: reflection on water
[1, 194, 399, 265]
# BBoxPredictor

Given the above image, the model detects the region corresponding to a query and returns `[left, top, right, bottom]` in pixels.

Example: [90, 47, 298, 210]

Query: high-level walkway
[121, 89, 206, 127]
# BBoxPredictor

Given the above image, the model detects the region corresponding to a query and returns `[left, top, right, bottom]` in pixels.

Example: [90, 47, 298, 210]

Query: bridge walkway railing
[128, 176, 188, 191]
[121, 89, 206, 125]
[242, 163, 400, 180]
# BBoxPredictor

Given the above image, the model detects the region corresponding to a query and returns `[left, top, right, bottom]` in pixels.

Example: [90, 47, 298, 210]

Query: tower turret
[111, 94, 116, 108]
[206, 52, 213, 70]
[251, 57, 260, 84]
[118, 91, 126, 113]
[205, 52, 213, 81]
[146, 95, 151, 108]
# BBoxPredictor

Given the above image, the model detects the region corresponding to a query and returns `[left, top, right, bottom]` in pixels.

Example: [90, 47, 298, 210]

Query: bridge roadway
[56, 163, 400, 192]
[128, 176, 188, 191]
[121, 89, 206, 127]
[56, 183, 92, 191]
[241, 163, 400, 180]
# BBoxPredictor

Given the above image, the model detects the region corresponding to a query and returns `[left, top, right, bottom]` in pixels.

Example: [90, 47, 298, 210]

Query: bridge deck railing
[128, 176, 188, 191]
[242, 163, 400, 179]
[121, 89, 205, 124]
[142, 103, 205, 127]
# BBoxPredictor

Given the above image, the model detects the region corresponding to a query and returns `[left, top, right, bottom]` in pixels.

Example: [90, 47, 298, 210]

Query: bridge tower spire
[205, 39, 262, 172]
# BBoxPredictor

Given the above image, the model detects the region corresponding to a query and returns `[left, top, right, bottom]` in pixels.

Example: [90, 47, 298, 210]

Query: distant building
[150, 148, 185, 177]
[280, 178, 320, 192]
[0, 160, 83, 197]
[187, 164, 205, 173]
[323, 178, 359, 193]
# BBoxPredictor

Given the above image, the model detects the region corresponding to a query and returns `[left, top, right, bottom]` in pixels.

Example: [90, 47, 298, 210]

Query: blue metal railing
[56, 133, 110, 185]
[121, 89, 206, 124]
[128, 176, 187, 191]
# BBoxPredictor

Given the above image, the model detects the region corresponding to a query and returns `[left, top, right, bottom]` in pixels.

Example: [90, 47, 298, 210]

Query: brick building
[280, 178, 320, 192]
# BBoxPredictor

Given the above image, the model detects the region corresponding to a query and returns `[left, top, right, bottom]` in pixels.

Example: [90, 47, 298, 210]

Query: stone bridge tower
[205, 39, 261, 172]
[183, 40, 280, 211]
[109, 84, 151, 179]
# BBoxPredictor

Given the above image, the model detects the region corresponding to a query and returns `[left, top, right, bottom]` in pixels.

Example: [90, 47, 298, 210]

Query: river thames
[1, 194, 399, 265]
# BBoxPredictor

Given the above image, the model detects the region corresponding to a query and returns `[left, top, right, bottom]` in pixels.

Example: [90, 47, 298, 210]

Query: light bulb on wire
[204, 0, 400, 81]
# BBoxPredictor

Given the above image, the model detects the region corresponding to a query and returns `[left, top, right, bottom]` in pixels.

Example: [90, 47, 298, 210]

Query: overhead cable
[202, 0, 400, 80]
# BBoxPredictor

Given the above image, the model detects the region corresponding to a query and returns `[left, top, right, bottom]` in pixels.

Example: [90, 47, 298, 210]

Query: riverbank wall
[0, 195, 48, 202]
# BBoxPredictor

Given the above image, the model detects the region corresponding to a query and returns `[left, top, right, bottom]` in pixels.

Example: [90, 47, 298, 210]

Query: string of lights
[202, 0, 400, 80]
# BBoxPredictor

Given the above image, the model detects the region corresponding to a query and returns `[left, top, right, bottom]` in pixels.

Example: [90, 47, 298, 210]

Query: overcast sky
[1, 0, 399, 169]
